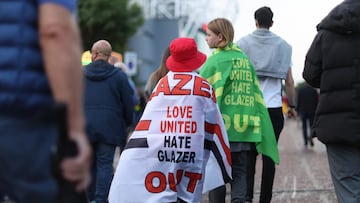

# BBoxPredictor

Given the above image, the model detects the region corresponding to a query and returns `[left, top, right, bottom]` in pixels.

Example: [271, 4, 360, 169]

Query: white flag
[109, 72, 231, 203]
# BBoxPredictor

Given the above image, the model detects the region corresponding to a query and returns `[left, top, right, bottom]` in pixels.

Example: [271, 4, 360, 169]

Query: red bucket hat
[166, 38, 207, 72]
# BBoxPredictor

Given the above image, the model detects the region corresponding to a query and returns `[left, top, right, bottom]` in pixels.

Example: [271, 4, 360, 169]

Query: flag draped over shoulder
[200, 43, 279, 164]
[108, 72, 231, 203]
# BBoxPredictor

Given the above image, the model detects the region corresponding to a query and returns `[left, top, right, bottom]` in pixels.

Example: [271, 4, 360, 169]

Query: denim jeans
[0, 116, 58, 203]
[88, 142, 116, 203]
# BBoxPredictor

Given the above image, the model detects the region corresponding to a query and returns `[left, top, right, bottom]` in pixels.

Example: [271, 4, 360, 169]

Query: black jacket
[296, 84, 318, 115]
[303, 0, 360, 147]
[84, 60, 134, 146]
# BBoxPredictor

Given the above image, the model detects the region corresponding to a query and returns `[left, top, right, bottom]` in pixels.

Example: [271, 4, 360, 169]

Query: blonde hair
[207, 18, 234, 48]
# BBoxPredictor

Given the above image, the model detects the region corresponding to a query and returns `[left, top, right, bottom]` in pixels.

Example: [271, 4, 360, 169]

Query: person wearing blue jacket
[84, 40, 134, 203]
[0, 1, 91, 202]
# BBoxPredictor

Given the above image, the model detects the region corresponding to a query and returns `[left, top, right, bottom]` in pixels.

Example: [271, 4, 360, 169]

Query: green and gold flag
[200, 43, 279, 164]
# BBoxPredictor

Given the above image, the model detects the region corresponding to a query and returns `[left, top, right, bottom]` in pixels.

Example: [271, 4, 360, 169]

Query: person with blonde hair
[109, 56, 139, 133]
[201, 18, 279, 203]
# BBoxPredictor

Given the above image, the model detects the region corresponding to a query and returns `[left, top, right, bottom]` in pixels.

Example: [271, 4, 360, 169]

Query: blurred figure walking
[296, 83, 318, 148]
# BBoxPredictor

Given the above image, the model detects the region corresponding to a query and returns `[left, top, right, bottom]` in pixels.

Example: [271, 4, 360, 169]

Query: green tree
[78, 0, 144, 53]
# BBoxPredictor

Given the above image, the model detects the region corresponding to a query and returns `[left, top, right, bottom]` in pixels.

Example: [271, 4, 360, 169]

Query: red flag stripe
[205, 122, 232, 165]
[135, 120, 151, 131]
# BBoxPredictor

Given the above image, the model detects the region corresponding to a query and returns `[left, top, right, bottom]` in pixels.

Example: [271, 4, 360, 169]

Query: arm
[303, 33, 323, 88]
[39, 3, 91, 191]
[119, 73, 135, 126]
[284, 68, 297, 118]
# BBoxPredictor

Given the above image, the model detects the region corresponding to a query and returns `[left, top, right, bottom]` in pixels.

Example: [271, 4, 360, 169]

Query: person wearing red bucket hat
[166, 37, 207, 72]
[108, 37, 232, 203]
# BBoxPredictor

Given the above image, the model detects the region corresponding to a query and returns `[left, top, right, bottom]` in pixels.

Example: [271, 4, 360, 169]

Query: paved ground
[201, 119, 337, 203]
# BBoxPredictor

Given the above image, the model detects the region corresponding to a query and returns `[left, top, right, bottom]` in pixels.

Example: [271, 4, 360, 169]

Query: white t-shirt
[258, 77, 283, 108]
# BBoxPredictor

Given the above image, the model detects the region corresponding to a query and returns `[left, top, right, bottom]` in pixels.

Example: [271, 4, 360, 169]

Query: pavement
[201, 119, 337, 203]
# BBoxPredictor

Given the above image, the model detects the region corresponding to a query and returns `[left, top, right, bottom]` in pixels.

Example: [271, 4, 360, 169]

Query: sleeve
[128, 79, 139, 106]
[236, 37, 249, 54]
[38, 0, 76, 13]
[303, 32, 324, 88]
[118, 73, 134, 126]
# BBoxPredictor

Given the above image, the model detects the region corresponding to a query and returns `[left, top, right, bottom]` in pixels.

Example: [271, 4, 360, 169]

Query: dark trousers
[0, 117, 58, 203]
[326, 144, 360, 203]
[208, 151, 249, 203]
[170, 198, 188, 203]
[87, 142, 116, 203]
[208, 185, 226, 203]
[300, 112, 315, 146]
[246, 108, 284, 203]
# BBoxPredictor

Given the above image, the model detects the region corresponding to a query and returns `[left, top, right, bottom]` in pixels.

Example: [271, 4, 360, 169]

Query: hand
[287, 108, 297, 119]
[60, 132, 92, 192]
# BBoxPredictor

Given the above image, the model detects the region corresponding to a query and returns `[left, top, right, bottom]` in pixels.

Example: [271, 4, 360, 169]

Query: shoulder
[202, 53, 218, 66]
[39, 0, 77, 12]
[281, 38, 292, 50]
[201, 54, 219, 72]
[236, 34, 251, 45]
[272, 32, 292, 49]
[115, 68, 128, 79]
[238, 33, 252, 40]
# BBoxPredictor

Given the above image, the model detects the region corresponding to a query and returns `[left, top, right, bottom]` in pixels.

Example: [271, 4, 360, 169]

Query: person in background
[236, 6, 296, 203]
[296, 83, 318, 148]
[109, 56, 139, 132]
[84, 40, 134, 203]
[109, 56, 139, 109]
[109, 37, 231, 203]
[114, 61, 139, 117]
[144, 47, 170, 101]
[201, 18, 279, 203]
[109, 56, 138, 110]
[303, 1, 360, 202]
[0, 1, 91, 202]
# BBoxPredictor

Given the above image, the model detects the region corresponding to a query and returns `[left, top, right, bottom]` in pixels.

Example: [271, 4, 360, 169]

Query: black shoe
[245, 196, 252, 203]
[310, 140, 314, 147]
